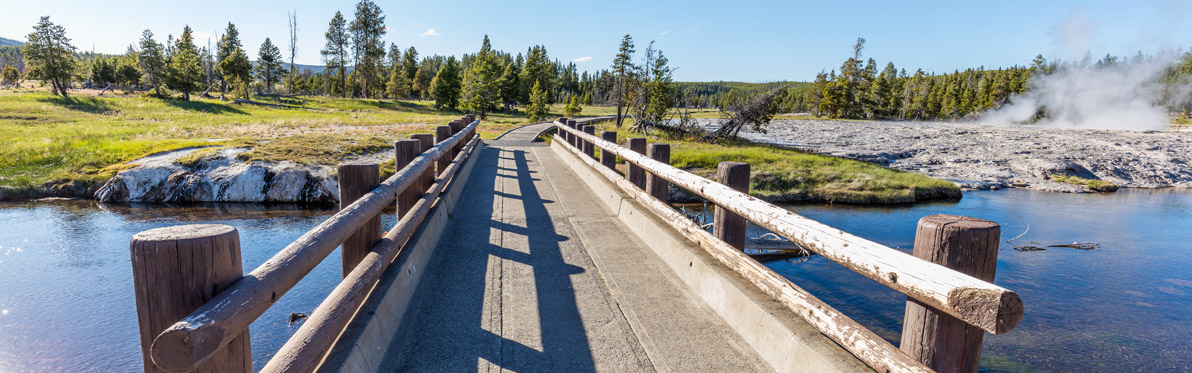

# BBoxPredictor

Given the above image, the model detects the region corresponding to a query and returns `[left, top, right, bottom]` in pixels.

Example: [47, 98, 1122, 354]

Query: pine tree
[411, 65, 431, 100]
[167, 26, 203, 100]
[497, 62, 520, 110]
[321, 11, 349, 97]
[461, 35, 501, 118]
[386, 61, 410, 98]
[137, 30, 165, 97]
[216, 23, 241, 98]
[349, 0, 386, 98]
[526, 79, 549, 122]
[23, 16, 77, 96]
[519, 45, 554, 103]
[2, 65, 20, 86]
[564, 94, 582, 117]
[401, 46, 418, 88]
[220, 46, 251, 99]
[612, 34, 635, 127]
[256, 37, 284, 93]
[646, 51, 675, 123]
[429, 56, 461, 110]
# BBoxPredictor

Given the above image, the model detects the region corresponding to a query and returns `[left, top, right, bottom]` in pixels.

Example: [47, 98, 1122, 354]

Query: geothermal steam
[981, 57, 1179, 130]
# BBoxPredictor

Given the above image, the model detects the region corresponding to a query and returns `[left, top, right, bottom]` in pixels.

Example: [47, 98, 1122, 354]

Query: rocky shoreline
[701, 119, 1192, 193]
[91, 147, 346, 204]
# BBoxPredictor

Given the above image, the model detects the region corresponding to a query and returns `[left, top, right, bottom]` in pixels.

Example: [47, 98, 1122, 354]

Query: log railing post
[131, 224, 251, 373]
[900, 215, 1001, 373]
[582, 125, 596, 158]
[626, 138, 647, 189]
[435, 125, 453, 177]
[567, 119, 579, 149]
[600, 131, 617, 170]
[448, 120, 463, 158]
[714, 162, 750, 250]
[395, 140, 423, 218]
[646, 143, 670, 202]
[411, 133, 435, 194]
[558, 117, 568, 145]
[337, 163, 381, 277]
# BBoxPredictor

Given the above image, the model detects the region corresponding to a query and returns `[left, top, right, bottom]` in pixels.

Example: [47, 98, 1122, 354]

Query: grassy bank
[0, 89, 592, 199]
[585, 120, 960, 204]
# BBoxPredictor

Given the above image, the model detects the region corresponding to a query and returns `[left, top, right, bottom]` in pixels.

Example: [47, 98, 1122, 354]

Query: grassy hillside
[0, 88, 592, 199]
[0, 37, 21, 47]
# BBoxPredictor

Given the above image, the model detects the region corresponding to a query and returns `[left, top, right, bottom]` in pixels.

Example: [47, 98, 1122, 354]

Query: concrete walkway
[380, 123, 770, 372]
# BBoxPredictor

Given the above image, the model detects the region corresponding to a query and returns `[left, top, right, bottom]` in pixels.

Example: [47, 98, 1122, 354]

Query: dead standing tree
[709, 88, 788, 140]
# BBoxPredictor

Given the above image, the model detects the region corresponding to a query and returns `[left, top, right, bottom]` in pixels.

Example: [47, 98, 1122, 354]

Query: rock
[94, 147, 350, 204]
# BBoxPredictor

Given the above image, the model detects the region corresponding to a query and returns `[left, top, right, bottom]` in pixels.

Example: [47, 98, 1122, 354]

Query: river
[1, 189, 1190, 371]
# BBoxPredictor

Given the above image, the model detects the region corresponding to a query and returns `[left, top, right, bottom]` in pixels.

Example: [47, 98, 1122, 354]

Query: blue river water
[0, 188, 1189, 371]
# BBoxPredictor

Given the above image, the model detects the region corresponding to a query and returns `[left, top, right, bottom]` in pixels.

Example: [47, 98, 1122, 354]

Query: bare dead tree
[287, 10, 298, 94]
[709, 88, 788, 140]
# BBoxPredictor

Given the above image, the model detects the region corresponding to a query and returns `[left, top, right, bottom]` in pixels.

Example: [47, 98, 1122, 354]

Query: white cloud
[419, 28, 439, 37]
[573, 56, 592, 63]
[659, 30, 669, 36]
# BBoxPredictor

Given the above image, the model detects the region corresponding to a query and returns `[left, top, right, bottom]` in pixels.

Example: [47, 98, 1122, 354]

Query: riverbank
[0, 90, 609, 201]
[698, 118, 1192, 193]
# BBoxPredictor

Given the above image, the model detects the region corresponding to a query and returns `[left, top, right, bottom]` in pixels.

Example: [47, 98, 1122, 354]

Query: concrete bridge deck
[378, 123, 769, 371]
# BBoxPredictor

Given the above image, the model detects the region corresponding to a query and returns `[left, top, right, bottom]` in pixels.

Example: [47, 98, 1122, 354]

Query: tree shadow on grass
[35, 96, 116, 114]
[163, 99, 248, 114]
[359, 99, 450, 115]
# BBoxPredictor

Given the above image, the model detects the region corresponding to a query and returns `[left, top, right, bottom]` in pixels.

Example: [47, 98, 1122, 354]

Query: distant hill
[0, 37, 23, 47]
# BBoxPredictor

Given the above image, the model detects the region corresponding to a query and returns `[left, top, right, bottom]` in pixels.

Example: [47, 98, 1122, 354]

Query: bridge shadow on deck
[380, 146, 598, 372]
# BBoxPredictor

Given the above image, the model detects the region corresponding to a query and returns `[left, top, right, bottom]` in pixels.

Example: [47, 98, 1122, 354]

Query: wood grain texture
[395, 140, 423, 218]
[556, 123, 1022, 335]
[582, 125, 596, 158]
[626, 138, 647, 190]
[131, 224, 251, 373]
[600, 131, 617, 170]
[337, 164, 381, 279]
[555, 139, 932, 373]
[411, 133, 435, 195]
[435, 126, 453, 178]
[262, 133, 483, 373]
[901, 215, 1001, 373]
[646, 143, 670, 202]
[714, 162, 750, 251]
[148, 120, 480, 372]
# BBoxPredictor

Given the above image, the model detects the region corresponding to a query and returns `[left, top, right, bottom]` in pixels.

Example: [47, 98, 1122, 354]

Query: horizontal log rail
[554, 119, 1023, 372]
[262, 134, 482, 372]
[146, 118, 480, 372]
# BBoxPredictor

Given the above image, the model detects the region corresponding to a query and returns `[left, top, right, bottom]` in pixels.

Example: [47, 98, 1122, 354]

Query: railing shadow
[381, 146, 596, 372]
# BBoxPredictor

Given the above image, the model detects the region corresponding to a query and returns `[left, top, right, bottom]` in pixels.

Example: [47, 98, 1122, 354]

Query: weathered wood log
[582, 125, 596, 158]
[626, 138, 647, 189]
[435, 126, 453, 178]
[337, 163, 381, 278]
[149, 120, 480, 372]
[901, 215, 1001, 373]
[567, 119, 579, 149]
[555, 123, 1022, 334]
[131, 224, 251, 373]
[262, 134, 483, 373]
[395, 140, 423, 218]
[557, 118, 569, 145]
[554, 140, 932, 373]
[448, 120, 463, 159]
[600, 131, 617, 170]
[715, 162, 750, 251]
[411, 133, 435, 194]
[646, 143, 670, 202]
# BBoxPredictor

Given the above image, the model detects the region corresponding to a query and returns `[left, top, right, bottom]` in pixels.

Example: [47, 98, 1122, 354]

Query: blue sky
[3, 0, 1191, 81]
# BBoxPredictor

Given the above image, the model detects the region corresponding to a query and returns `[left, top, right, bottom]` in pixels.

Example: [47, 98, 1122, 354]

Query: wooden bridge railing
[553, 118, 1023, 373]
[130, 115, 481, 373]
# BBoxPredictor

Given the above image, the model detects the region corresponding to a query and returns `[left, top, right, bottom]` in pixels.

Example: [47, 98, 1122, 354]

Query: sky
[3, 0, 1192, 82]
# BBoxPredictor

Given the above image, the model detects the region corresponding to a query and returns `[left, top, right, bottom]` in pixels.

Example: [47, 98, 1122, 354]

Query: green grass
[1050, 174, 1119, 192]
[591, 120, 960, 204]
[0, 89, 607, 198]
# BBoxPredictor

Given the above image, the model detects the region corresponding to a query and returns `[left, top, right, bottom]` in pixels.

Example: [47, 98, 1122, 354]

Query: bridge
[128, 116, 1023, 373]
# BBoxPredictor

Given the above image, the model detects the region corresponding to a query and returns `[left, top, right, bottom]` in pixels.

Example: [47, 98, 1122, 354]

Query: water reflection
[686, 189, 1192, 372]
[0, 200, 396, 372]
